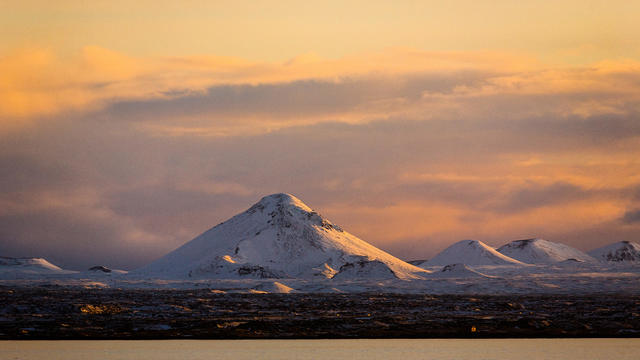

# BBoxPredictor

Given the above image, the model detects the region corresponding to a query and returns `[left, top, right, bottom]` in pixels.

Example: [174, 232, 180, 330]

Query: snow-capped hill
[497, 238, 595, 264]
[425, 240, 525, 266]
[0, 256, 76, 278]
[588, 241, 640, 263]
[430, 263, 495, 278]
[0, 256, 62, 271]
[133, 193, 428, 280]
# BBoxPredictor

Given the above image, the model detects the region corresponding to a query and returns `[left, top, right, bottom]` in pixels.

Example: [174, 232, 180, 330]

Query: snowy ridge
[133, 193, 429, 280]
[4, 193, 640, 294]
[497, 238, 596, 264]
[424, 240, 525, 266]
[588, 241, 640, 262]
[3, 238, 640, 294]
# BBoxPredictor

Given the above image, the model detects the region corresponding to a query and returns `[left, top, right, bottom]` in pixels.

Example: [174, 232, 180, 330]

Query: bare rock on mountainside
[88, 266, 112, 273]
[133, 193, 428, 280]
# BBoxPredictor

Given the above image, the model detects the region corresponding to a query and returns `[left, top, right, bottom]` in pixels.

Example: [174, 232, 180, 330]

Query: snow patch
[254, 281, 296, 293]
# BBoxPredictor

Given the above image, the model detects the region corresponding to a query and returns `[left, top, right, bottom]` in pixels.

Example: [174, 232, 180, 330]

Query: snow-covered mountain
[497, 238, 595, 264]
[133, 193, 428, 280]
[0, 256, 73, 277]
[0, 256, 62, 271]
[424, 240, 525, 266]
[588, 241, 640, 263]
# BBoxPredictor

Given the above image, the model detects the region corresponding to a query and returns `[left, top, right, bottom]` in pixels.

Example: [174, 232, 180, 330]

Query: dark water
[2, 339, 639, 359]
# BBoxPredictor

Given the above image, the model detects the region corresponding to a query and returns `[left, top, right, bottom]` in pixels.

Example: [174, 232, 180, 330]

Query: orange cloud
[2, 46, 640, 143]
[0, 46, 540, 124]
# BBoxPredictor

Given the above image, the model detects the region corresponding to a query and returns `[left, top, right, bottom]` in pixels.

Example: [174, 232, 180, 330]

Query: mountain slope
[424, 240, 525, 266]
[134, 193, 428, 280]
[588, 241, 640, 262]
[497, 238, 595, 264]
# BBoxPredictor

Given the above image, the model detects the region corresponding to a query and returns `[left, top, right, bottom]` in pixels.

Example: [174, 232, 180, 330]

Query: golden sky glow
[3, 1, 639, 62]
[1, 1, 639, 269]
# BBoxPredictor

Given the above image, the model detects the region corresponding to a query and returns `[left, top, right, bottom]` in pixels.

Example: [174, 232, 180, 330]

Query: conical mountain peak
[255, 193, 311, 211]
[135, 193, 427, 280]
[244, 193, 341, 233]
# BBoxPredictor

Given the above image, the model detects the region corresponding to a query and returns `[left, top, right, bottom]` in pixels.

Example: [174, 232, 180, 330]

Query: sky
[1, 1, 640, 270]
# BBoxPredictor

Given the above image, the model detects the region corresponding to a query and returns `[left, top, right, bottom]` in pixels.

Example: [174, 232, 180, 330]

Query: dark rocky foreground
[1, 286, 639, 339]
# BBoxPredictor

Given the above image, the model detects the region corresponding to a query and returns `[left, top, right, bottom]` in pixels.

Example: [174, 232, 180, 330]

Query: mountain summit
[134, 193, 427, 280]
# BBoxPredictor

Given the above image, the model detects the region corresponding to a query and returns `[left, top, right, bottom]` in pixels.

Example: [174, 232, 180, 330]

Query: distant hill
[498, 238, 596, 264]
[588, 241, 640, 263]
[424, 240, 525, 266]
